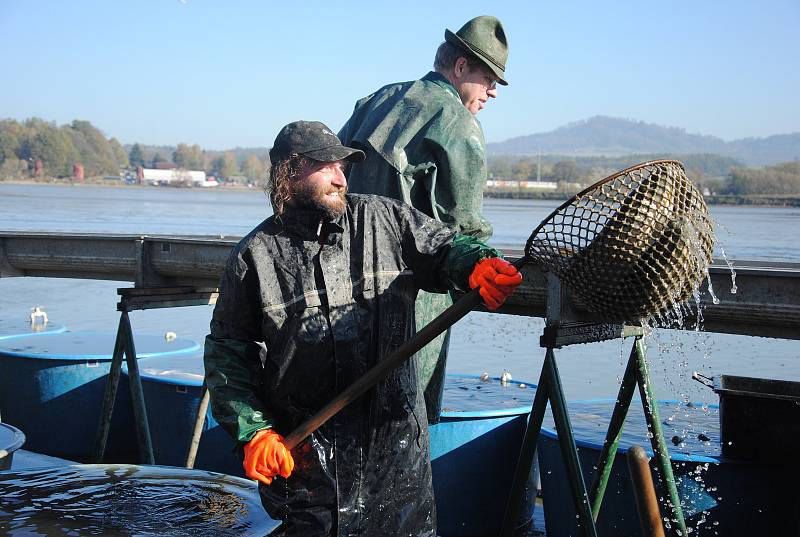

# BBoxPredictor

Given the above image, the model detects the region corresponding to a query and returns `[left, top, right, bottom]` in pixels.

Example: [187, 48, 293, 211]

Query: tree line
[488, 153, 800, 195]
[128, 142, 269, 183]
[0, 118, 129, 179]
[0, 118, 270, 183]
[722, 162, 800, 195]
[2, 117, 797, 194]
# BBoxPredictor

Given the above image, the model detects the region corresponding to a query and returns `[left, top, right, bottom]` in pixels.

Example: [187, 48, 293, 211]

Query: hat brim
[303, 144, 365, 163]
[445, 29, 508, 86]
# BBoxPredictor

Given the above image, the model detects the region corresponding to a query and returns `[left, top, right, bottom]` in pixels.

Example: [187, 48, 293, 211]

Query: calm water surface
[0, 183, 797, 405]
[0, 464, 276, 535]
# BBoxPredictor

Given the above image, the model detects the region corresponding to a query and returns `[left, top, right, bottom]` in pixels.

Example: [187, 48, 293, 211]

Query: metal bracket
[541, 322, 643, 348]
[542, 271, 644, 347]
[117, 286, 219, 312]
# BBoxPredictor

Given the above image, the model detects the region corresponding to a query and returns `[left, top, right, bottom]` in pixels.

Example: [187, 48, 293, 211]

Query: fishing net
[525, 160, 714, 322]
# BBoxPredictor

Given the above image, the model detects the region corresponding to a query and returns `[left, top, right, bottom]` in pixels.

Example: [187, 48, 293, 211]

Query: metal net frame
[525, 160, 715, 323]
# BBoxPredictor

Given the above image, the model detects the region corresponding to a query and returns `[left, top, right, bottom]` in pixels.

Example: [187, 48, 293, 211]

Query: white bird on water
[30, 306, 48, 325]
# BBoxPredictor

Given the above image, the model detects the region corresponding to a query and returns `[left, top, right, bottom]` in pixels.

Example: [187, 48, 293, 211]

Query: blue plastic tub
[430, 374, 539, 537]
[0, 331, 200, 462]
[538, 398, 799, 536]
[120, 364, 540, 533]
[123, 353, 243, 476]
[0, 464, 279, 535]
[0, 319, 66, 340]
[0, 422, 25, 471]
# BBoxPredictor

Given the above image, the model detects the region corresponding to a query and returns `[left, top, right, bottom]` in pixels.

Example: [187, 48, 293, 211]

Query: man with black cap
[204, 120, 522, 536]
[338, 15, 510, 425]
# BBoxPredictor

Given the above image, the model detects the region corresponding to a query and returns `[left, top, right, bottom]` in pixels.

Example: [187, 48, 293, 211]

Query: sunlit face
[288, 159, 348, 220]
[452, 59, 499, 115]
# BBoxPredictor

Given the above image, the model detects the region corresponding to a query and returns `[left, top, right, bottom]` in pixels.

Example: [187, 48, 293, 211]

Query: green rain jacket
[204, 194, 499, 537]
[338, 71, 492, 240]
[339, 71, 493, 420]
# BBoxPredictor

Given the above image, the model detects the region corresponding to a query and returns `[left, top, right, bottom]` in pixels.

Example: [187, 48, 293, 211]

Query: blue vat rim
[539, 397, 722, 463]
[0, 331, 201, 361]
[123, 370, 540, 415]
[124, 353, 205, 387]
[439, 373, 538, 419]
[0, 422, 26, 453]
[0, 324, 68, 341]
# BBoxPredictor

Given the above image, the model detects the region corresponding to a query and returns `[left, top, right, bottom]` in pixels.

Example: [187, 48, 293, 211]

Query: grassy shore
[484, 188, 800, 206]
[702, 195, 800, 207]
[0, 177, 258, 191]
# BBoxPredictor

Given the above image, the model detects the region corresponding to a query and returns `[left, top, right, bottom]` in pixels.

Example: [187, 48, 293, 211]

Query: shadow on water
[0, 464, 279, 536]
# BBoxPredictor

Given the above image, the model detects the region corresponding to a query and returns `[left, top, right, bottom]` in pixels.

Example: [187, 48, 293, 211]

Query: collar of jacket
[421, 71, 461, 103]
[278, 207, 344, 240]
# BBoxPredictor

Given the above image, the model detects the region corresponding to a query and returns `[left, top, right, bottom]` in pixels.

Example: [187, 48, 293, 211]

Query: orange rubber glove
[243, 429, 295, 485]
[469, 257, 523, 311]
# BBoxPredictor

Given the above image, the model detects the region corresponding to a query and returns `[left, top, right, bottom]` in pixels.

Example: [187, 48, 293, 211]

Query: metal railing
[2, 232, 798, 339]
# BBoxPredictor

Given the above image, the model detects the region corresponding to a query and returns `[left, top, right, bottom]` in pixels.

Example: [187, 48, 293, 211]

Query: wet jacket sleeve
[390, 200, 501, 293]
[428, 116, 493, 241]
[204, 246, 274, 445]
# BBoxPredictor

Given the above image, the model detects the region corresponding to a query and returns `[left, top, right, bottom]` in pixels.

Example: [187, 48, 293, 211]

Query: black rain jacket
[204, 194, 499, 536]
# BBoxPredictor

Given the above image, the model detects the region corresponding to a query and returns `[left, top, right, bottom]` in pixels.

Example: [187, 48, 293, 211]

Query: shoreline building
[137, 168, 217, 187]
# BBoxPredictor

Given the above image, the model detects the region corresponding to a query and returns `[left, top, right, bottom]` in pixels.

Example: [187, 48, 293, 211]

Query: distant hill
[487, 116, 800, 166]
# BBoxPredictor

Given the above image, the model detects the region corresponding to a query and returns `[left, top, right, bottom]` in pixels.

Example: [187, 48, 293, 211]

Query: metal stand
[91, 286, 217, 465]
[588, 337, 686, 533]
[499, 275, 687, 537]
[91, 309, 154, 464]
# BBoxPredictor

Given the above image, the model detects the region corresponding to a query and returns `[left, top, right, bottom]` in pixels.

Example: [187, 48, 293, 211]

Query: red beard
[290, 181, 346, 220]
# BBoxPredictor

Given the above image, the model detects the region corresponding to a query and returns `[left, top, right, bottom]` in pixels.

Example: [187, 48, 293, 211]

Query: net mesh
[525, 160, 715, 322]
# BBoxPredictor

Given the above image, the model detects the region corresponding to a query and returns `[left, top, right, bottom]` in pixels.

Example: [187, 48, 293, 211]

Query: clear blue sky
[1, 0, 798, 149]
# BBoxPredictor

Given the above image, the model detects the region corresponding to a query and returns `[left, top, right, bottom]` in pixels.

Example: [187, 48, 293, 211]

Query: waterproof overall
[204, 194, 498, 536]
[339, 72, 492, 422]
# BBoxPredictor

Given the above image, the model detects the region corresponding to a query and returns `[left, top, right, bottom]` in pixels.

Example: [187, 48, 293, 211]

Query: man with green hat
[338, 15, 510, 424]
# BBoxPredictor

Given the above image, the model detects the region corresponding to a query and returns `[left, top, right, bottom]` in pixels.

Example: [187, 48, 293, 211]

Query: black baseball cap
[269, 120, 365, 164]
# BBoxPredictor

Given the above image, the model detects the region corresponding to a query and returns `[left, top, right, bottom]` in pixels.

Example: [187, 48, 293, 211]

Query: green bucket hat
[445, 15, 509, 86]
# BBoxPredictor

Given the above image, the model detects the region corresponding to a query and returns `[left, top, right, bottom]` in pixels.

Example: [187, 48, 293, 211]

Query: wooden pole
[627, 445, 666, 537]
[283, 288, 483, 449]
[185, 383, 210, 468]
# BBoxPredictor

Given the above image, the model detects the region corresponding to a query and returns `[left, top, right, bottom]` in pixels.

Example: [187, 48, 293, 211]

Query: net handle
[283, 286, 483, 449]
[283, 256, 531, 450]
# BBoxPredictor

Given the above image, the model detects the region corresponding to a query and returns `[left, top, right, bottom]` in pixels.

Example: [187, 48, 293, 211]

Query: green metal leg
[634, 337, 687, 536]
[545, 348, 598, 537]
[500, 348, 598, 537]
[499, 357, 551, 537]
[120, 311, 155, 464]
[589, 341, 639, 518]
[92, 315, 126, 462]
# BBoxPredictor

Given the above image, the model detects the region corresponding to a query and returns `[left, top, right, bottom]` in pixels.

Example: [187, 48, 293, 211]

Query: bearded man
[204, 120, 522, 536]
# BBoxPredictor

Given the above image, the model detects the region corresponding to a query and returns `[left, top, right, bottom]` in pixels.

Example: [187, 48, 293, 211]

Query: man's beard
[290, 181, 347, 220]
